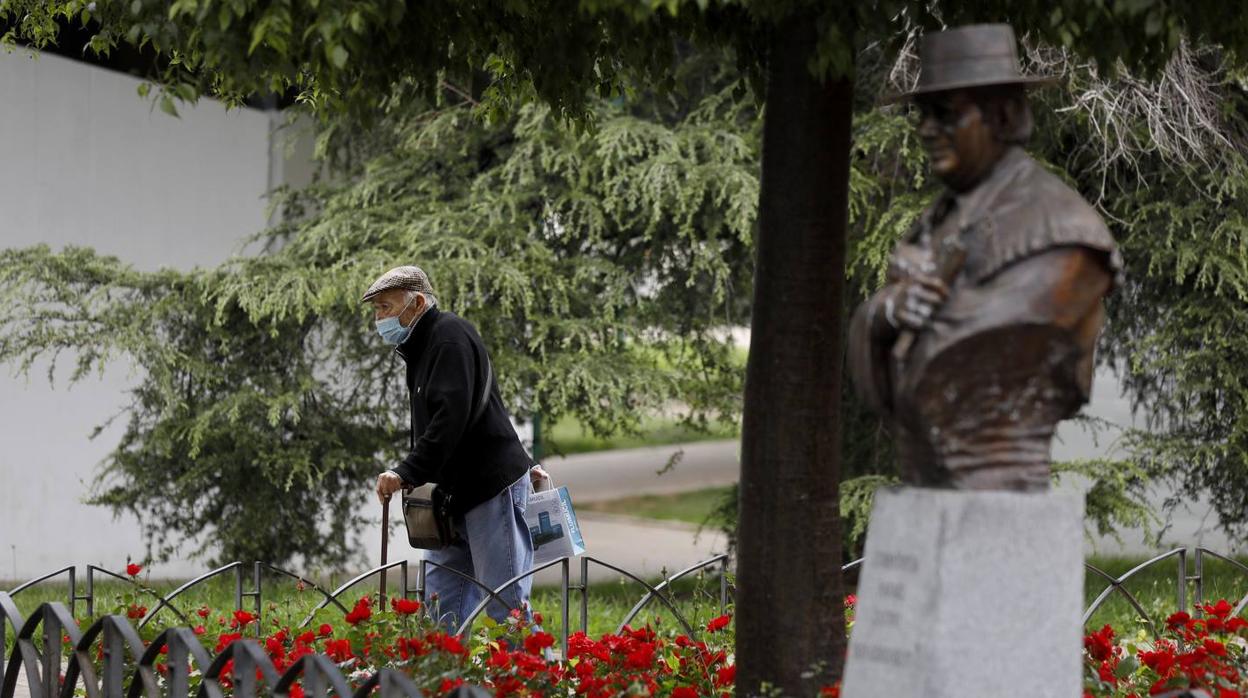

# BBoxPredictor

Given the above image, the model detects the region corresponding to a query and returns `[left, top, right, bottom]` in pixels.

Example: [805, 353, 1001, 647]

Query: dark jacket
[391, 306, 532, 514]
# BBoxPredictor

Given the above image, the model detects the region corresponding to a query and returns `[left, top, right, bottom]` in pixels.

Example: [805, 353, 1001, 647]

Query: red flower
[438, 678, 464, 695]
[214, 633, 242, 654]
[193, 625, 206, 636]
[232, 610, 257, 626]
[126, 563, 143, 577]
[288, 685, 305, 698]
[524, 632, 555, 655]
[715, 665, 737, 687]
[344, 598, 372, 626]
[1140, 644, 1178, 677]
[396, 637, 427, 659]
[706, 615, 732, 634]
[295, 631, 316, 645]
[1166, 611, 1191, 630]
[626, 625, 656, 642]
[428, 632, 467, 655]
[820, 685, 841, 698]
[1096, 660, 1117, 685]
[533, 612, 544, 626]
[126, 604, 146, 620]
[487, 648, 511, 669]
[318, 624, 333, 637]
[1204, 639, 1228, 657]
[196, 607, 211, 619]
[672, 688, 699, 698]
[265, 631, 288, 657]
[1083, 624, 1115, 662]
[625, 642, 656, 669]
[1204, 599, 1234, 620]
[390, 598, 422, 615]
[324, 638, 353, 663]
[844, 595, 857, 608]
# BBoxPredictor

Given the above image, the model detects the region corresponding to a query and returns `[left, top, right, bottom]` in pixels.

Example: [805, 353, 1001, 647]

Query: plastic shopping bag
[525, 486, 587, 565]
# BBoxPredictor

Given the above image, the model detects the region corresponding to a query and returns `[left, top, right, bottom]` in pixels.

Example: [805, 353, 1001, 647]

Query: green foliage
[837, 475, 901, 559]
[0, 64, 758, 567]
[6, 0, 1247, 133]
[1052, 457, 1160, 544]
[1026, 45, 1248, 541]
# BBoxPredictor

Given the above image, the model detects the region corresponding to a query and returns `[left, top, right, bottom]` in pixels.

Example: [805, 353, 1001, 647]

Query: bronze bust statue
[848, 24, 1122, 491]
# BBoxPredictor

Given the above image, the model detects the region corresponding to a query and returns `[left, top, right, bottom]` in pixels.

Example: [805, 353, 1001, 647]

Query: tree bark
[735, 14, 852, 698]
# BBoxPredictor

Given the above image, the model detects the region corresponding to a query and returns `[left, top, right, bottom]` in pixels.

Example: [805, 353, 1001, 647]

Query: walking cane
[380, 493, 390, 605]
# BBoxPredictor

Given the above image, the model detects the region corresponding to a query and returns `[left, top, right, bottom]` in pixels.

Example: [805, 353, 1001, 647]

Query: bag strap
[471, 357, 493, 425]
[405, 356, 492, 506]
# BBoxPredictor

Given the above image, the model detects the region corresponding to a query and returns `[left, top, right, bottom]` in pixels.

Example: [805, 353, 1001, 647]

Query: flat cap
[361, 265, 435, 303]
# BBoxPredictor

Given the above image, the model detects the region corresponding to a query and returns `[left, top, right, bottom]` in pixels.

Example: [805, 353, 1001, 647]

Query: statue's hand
[887, 243, 937, 282]
[883, 274, 949, 333]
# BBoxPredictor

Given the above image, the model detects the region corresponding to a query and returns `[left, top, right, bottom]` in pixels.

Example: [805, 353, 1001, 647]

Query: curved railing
[11, 548, 1248, 697]
[1192, 548, 1248, 617]
[3, 553, 734, 691]
[1082, 548, 1187, 635]
[2, 600, 435, 698]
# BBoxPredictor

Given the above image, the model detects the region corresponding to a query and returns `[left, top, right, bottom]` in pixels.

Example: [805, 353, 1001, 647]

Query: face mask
[375, 294, 418, 345]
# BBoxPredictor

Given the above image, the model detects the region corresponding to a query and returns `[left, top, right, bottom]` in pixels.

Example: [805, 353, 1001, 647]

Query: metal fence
[1082, 547, 1248, 634]
[2, 553, 731, 698]
[8, 547, 1248, 698]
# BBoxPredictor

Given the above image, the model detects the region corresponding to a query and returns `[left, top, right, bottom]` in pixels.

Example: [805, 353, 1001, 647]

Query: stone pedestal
[841, 487, 1084, 698]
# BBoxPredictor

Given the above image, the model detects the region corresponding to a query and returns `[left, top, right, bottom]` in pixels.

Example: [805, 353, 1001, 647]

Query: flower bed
[1083, 600, 1248, 697]
[25, 564, 745, 697]
[31, 563, 1248, 696]
[111, 597, 739, 697]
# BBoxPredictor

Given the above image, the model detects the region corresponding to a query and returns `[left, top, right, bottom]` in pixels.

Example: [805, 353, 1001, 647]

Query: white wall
[0, 48, 282, 579]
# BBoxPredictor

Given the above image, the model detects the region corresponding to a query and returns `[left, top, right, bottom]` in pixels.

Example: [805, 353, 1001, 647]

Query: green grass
[531, 575, 728, 640]
[579, 486, 733, 526]
[1083, 553, 1248, 632]
[543, 414, 738, 457]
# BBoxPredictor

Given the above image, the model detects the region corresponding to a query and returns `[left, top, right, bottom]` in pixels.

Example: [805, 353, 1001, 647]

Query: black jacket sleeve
[392, 341, 476, 486]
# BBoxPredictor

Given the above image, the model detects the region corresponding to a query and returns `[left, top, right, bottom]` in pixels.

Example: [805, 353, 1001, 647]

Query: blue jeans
[424, 475, 534, 631]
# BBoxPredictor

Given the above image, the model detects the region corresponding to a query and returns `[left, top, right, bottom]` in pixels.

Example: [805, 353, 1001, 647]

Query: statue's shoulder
[965, 154, 1123, 285]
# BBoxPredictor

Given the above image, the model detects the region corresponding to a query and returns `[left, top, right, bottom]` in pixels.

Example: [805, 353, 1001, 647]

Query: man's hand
[376, 471, 405, 504]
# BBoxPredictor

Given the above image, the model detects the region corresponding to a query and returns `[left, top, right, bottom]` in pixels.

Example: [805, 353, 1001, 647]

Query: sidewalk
[541, 439, 740, 502]
[530, 512, 728, 586]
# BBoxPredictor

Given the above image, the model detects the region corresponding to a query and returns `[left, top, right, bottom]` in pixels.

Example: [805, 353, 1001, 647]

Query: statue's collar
[934, 146, 1032, 232]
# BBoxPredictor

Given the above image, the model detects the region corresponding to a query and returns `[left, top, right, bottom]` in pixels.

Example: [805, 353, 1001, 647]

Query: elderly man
[848, 24, 1122, 491]
[366, 265, 535, 628]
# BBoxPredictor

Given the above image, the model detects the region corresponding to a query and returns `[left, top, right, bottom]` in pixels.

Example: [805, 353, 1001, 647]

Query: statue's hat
[887, 24, 1057, 103]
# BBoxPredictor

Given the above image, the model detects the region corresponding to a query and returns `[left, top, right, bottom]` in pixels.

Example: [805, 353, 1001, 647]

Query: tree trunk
[735, 14, 853, 698]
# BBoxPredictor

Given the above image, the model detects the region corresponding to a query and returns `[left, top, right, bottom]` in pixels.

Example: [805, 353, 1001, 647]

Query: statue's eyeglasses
[908, 98, 969, 133]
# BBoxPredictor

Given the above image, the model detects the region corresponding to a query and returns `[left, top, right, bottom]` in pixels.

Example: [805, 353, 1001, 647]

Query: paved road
[541, 440, 739, 502]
